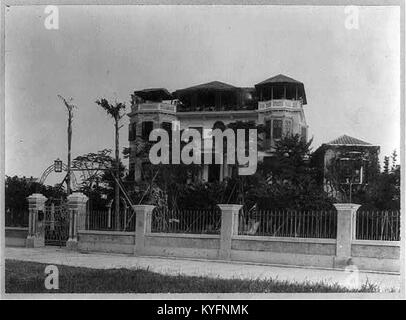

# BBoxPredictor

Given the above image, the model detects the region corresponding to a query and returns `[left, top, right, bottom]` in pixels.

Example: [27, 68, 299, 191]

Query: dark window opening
[301, 126, 307, 141]
[273, 86, 284, 99]
[129, 123, 137, 141]
[284, 120, 292, 137]
[142, 121, 154, 140]
[265, 120, 272, 139]
[272, 119, 283, 140]
[161, 122, 172, 134]
[208, 164, 221, 182]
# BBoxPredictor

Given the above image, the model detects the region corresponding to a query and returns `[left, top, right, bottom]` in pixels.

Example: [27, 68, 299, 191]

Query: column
[66, 192, 89, 250]
[133, 205, 155, 256]
[26, 193, 47, 248]
[218, 204, 242, 260]
[333, 203, 361, 268]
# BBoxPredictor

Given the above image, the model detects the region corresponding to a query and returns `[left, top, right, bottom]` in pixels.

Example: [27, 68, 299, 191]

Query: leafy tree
[269, 134, 313, 184]
[95, 98, 126, 230]
[5, 175, 66, 211]
[254, 135, 334, 211]
[391, 149, 398, 172]
[383, 156, 390, 174]
[72, 149, 126, 210]
[360, 150, 400, 210]
[212, 133, 334, 211]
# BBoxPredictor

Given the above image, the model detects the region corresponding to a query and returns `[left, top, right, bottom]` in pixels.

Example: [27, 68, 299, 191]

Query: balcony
[258, 99, 302, 111]
[132, 102, 177, 113]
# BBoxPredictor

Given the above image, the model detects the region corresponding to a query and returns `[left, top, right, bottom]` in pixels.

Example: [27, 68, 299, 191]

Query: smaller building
[313, 134, 380, 201]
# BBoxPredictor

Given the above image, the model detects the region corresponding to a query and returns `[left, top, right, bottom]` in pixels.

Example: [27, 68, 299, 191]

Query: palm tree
[95, 98, 126, 230]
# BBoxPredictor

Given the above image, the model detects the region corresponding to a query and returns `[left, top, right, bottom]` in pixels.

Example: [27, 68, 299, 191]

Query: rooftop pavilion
[130, 74, 307, 114]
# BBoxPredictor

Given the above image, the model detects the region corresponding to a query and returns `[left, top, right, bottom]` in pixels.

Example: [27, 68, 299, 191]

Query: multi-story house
[127, 74, 309, 182]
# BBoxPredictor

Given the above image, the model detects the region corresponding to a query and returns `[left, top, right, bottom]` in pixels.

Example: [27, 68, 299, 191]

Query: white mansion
[128, 74, 309, 182]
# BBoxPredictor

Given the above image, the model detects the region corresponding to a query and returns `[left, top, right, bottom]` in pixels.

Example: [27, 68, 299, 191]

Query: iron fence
[83, 210, 136, 232]
[5, 209, 29, 227]
[238, 210, 337, 239]
[150, 207, 221, 234]
[356, 210, 400, 241]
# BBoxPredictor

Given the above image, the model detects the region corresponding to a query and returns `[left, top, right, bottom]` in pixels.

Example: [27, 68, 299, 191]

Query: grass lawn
[5, 259, 380, 293]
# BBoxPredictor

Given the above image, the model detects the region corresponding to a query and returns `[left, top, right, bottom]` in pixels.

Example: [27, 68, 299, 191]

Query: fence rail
[356, 210, 400, 241]
[5, 209, 29, 227]
[150, 207, 221, 234]
[238, 210, 337, 239]
[82, 210, 136, 232]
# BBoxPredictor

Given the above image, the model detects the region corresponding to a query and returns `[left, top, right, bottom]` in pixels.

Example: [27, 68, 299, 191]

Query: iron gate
[44, 201, 70, 246]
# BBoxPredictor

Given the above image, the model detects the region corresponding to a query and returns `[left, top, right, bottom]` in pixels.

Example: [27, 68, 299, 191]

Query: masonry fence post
[333, 203, 361, 268]
[66, 192, 89, 250]
[133, 205, 155, 256]
[26, 193, 47, 248]
[218, 204, 242, 260]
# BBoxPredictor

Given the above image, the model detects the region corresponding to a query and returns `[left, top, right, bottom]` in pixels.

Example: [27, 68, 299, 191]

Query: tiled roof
[256, 74, 303, 86]
[134, 88, 173, 101]
[326, 135, 372, 146]
[255, 74, 307, 105]
[175, 81, 237, 93]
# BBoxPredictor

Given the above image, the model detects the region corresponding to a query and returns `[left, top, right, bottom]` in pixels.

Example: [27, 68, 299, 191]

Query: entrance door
[44, 201, 70, 246]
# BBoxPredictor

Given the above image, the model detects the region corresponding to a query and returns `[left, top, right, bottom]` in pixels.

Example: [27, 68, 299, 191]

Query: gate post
[333, 203, 361, 268]
[26, 193, 47, 248]
[218, 204, 242, 260]
[66, 192, 89, 250]
[133, 205, 155, 256]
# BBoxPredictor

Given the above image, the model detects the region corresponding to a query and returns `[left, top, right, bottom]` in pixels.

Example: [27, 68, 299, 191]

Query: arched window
[213, 121, 226, 131]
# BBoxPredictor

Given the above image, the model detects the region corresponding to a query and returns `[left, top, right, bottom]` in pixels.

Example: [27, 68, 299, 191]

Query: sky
[5, 5, 401, 185]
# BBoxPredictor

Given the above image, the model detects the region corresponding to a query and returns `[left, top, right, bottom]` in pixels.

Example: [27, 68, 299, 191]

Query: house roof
[254, 74, 307, 105]
[326, 135, 373, 146]
[133, 88, 173, 101]
[174, 81, 238, 94]
[256, 74, 303, 86]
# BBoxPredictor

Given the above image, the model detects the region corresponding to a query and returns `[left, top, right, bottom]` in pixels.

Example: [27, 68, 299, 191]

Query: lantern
[54, 158, 63, 172]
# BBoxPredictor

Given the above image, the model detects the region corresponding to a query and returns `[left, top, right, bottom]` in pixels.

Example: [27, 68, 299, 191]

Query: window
[161, 122, 172, 133]
[338, 159, 362, 184]
[189, 126, 203, 136]
[129, 123, 137, 141]
[272, 119, 283, 140]
[141, 121, 154, 140]
[161, 122, 172, 141]
[284, 119, 292, 137]
[187, 126, 203, 151]
[301, 126, 307, 141]
[265, 120, 272, 139]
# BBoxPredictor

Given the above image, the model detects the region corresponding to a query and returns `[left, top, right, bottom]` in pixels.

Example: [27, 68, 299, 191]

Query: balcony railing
[258, 99, 302, 111]
[133, 103, 177, 113]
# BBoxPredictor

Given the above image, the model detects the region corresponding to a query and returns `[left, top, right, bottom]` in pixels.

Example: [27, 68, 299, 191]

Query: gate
[44, 201, 70, 246]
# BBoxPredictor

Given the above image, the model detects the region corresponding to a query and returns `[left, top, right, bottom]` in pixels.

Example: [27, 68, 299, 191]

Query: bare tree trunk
[115, 119, 120, 230]
[66, 110, 72, 195]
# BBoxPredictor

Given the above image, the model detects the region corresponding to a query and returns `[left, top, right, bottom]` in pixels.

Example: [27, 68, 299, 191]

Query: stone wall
[5, 227, 28, 247]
